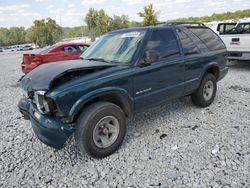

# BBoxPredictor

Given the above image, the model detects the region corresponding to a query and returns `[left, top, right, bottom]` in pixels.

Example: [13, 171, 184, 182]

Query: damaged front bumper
[18, 98, 75, 149]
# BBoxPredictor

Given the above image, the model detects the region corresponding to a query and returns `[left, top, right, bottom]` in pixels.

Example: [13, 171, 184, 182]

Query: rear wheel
[191, 73, 217, 107]
[75, 102, 126, 158]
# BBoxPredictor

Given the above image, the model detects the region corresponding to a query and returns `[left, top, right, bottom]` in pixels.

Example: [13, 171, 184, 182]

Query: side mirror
[140, 50, 160, 66]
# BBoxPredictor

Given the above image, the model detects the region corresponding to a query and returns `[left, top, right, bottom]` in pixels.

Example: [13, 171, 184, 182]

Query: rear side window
[63, 45, 79, 53]
[217, 23, 235, 34]
[176, 29, 200, 55]
[39, 45, 55, 54]
[189, 28, 225, 51]
[145, 29, 180, 61]
[225, 24, 235, 32]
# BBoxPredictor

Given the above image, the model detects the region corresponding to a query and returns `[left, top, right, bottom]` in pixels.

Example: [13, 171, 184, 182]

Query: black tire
[75, 101, 126, 158]
[191, 73, 217, 107]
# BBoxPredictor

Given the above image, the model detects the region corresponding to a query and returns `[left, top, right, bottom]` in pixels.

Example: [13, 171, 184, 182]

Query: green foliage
[128, 21, 141, 27]
[110, 15, 130, 30]
[85, 8, 98, 29]
[0, 28, 10, 46]
[26, 18, 62, 47]
[85, 8, 112, 39]
[0, 27, 26, 46]
[174, 9, 250, 23]
[8, 27, 26, 45]
[96, 9, 112, 34]
[63, 26, 88, 38]
[138, 4, 158, 26]
[85, 8, 130, 40]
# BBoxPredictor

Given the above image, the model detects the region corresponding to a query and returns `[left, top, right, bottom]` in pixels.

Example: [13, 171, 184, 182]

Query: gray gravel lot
[0, 52, 249, 188]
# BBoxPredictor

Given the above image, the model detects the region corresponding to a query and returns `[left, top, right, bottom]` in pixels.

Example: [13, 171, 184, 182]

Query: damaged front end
[18, 59, 115, 149]
[18, 90, 75, 149]
[20, 59, 114, 92]
[18, 97, 75, 149]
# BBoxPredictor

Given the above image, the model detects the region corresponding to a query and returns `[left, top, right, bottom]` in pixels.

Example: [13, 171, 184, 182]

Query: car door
[133, 28, 185, 110]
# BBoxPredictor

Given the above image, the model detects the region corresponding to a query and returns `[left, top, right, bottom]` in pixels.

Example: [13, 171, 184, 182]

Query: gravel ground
[0, 52, 249, 188]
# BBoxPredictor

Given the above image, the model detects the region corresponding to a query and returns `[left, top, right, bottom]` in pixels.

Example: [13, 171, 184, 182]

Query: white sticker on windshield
[121, 32, 141, 38]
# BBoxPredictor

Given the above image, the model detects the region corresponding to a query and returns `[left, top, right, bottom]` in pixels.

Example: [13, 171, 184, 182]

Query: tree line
[175, 9, 250, 23]
[0, 18, 62, 47]
[0, 6, 249, 47]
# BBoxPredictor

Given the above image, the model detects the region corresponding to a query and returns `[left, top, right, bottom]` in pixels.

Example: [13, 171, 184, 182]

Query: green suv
[18, 23, 228, 158]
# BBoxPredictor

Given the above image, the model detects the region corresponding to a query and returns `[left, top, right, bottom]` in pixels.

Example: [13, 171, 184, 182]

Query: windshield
[82, 31, 146, 65]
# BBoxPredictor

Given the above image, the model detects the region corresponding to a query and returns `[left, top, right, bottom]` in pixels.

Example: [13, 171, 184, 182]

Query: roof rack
[157, 22, 206, 27]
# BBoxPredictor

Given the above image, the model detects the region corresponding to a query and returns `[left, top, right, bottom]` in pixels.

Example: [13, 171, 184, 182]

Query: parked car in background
[18, 23, 228, 158]
[1, 44, 34, 52]
[19, 45, 33, 51]
[3, 45, 19, 52]
[21, 42, 89, 73]
[2, 47, 13, 52]
[218, 19, 250, 61]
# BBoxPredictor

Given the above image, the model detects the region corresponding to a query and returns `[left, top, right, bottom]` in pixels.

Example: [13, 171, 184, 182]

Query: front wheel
[75, 102, 126, 158]
[191, 73, 217, 107]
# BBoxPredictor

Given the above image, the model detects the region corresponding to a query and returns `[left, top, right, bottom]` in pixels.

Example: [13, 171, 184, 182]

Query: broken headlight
[21, 90, 34, 99]
[34, 91, 56, 114]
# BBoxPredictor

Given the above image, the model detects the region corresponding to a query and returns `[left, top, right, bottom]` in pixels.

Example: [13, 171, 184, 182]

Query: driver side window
[144, 29, 180, 62]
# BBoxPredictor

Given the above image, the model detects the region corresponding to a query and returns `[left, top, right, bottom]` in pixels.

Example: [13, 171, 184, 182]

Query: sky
[0, 0, 250, 28]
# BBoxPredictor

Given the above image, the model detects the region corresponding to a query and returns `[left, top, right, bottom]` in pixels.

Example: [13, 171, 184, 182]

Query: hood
[21, 59, 114, 92]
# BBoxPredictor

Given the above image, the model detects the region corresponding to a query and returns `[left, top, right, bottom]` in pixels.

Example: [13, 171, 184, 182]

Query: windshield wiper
[84, 57, 122, 65]
[85, 57, 109, 63]
[109, 60, 123, 64]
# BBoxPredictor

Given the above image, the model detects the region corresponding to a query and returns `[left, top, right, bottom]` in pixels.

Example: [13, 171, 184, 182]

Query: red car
[21, 42, 89, 74]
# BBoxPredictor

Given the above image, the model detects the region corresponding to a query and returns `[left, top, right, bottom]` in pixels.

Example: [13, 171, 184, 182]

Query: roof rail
[157, 22, 206, 27]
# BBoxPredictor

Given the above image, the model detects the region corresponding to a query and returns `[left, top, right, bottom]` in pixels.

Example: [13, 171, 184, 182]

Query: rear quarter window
[63, 45, 79, 53]
[176, 29, 200, 55]
[39, 45, 55, 54]
[189, 28, 226, 51]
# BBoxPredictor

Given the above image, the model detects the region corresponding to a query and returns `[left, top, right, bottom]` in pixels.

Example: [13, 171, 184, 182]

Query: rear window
[189, 28, 225, 51]
[39, 45, 55, 54]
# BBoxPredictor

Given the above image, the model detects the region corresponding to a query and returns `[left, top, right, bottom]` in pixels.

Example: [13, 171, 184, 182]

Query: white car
[217, 19, 250, 61]
[19, 45, 33, 51]
[2, 45, 21, 52]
